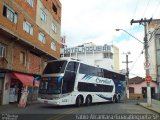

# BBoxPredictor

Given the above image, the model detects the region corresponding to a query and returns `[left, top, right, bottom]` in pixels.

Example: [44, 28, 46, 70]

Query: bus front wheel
[76, 96, 82, 107]
[112, 96, 117, 103]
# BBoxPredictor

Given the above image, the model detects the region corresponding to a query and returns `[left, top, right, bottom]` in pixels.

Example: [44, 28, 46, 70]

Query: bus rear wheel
[85, 96, 92, 106]
[76, 96, 82, 107]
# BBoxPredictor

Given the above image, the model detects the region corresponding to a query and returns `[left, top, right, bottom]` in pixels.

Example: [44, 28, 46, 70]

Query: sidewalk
[139, 99, 160, 114]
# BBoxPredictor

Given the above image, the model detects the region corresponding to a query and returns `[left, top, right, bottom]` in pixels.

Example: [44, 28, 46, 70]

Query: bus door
[62, 62, 79, 103]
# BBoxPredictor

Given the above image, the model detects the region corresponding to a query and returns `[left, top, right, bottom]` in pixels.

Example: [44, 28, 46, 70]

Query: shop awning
[12, 73, 34, 86]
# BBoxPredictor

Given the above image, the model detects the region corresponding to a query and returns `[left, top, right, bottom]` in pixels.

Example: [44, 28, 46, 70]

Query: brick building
[0, 0, 61, 105]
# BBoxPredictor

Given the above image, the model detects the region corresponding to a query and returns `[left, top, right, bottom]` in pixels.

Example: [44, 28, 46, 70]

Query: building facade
[61, 42, 120, 72]
[129, 76, 157, 100]
[148, 19, 160, 99]
[0, 0, 61, 105]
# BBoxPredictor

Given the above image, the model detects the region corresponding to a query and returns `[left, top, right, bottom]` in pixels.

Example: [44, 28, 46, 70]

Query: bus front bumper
[38, 98, 60, 106]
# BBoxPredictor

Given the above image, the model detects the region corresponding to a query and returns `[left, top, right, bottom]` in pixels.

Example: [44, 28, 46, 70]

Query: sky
[59, 0, 160, 78]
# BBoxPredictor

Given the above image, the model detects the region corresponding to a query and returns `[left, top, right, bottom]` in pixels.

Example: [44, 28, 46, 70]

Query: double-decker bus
[38, 58, 126, 106]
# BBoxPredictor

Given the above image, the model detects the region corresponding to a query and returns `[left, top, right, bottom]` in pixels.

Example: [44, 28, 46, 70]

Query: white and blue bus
[38, 58, 126, 106]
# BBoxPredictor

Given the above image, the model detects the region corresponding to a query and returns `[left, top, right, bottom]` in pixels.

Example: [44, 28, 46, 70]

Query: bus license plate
[44, 101, 48, 103]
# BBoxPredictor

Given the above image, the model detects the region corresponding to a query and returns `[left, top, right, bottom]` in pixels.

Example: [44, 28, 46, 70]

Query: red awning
[12, 73, 34, 86]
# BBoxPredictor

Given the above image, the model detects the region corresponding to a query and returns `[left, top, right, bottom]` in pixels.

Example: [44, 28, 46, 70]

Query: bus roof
[48, 57, 125, 77]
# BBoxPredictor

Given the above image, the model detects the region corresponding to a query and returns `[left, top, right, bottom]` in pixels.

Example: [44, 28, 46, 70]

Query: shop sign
[61, 45, 112, 54]
[145, 75, 152, 83]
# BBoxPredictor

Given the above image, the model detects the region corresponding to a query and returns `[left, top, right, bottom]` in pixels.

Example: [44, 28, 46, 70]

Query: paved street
[0, 100, 159, 120]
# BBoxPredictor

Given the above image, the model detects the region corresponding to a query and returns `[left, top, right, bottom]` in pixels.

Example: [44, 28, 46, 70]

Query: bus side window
[66, 62, 79, 72]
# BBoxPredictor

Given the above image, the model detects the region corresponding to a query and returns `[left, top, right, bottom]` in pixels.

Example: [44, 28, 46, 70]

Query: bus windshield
[39, 77, 62, 94]
[43, 61, 67, 74]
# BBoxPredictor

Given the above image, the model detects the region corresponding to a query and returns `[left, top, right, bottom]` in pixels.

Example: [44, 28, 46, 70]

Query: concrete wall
[113, 45, 119, 72]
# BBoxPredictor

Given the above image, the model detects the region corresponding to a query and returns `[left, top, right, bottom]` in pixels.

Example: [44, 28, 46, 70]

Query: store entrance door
[0, 78, 4, 105]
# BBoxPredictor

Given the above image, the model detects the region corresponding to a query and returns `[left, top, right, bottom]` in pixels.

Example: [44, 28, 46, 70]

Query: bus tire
[112, 95, 117, 103]
[76, 96, 82, 107]
[117, 95, 120, 103]
[85, 95, 92, 106]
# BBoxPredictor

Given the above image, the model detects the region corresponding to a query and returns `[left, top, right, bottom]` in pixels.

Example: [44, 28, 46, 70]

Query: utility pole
[122, 52, 132, 99]
[131, 18, 152, 107]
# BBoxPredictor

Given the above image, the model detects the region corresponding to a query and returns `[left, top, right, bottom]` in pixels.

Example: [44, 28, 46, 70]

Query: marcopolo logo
[96, 78, 112, 84]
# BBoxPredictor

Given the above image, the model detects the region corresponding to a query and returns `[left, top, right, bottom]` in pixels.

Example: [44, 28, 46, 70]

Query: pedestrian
[17, 82, 23, 103]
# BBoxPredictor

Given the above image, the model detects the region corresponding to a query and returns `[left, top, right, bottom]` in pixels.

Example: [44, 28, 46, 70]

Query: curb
[138, 104, 160, 114]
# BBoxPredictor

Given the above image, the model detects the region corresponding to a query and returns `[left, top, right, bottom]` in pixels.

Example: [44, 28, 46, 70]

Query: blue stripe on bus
[82, 75, 93, 80]
[96, 94, 112, 101]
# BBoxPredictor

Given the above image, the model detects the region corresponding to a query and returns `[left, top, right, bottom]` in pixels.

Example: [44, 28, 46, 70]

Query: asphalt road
[0, 101, 159, 120]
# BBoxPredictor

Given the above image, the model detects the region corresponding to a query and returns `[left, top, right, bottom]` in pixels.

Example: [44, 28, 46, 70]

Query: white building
[148, 19, 160, 98]
[60, 42, 120, 72]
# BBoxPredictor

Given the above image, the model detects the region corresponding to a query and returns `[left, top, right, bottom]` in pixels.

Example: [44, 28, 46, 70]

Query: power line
[148, 24, 160, 44]
[132, 0, 151, 36]
[129, 49, 144, 71]
[132, 0, 140, 19]
[152, 0, 160, 18]
[142, 0, 151, 17]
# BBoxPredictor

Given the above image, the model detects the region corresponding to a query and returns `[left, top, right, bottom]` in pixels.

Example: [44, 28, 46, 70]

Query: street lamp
[115, 29, 144, 45]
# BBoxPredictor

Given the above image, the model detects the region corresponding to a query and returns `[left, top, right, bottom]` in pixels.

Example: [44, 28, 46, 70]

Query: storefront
[1, 72, 39, 105]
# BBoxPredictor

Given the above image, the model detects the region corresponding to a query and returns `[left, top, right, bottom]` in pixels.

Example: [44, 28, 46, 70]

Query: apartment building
[0, 0, 61, 105]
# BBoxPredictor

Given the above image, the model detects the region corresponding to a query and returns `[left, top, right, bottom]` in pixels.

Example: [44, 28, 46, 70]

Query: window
[40, 9, 47, 22]
[23, 21, 33, 35]
[38, 32, 45, 44]
[51, 22, 57, 33]
[3, 5, 17, 24]
[51, 42, 56, 51]
[0, 44, 6, 57]
[79, 63, 101, 76]
[107, 46, 111, 51]
[79, 63, 93, 75]
[103, 70, 113, 79]
[110, 53, 113, 59]
[103, 53, 113, 59]
[43, 61, 67, 74]
[129, 87, 134, 93]
[66, 62, 79, 72]
[78, 82, 113, 92]
[27, 0, 34, 7]
[20, 51, 25, 65]
[52, 3, 57, 14]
